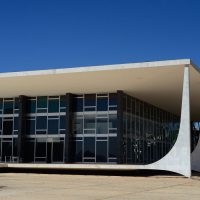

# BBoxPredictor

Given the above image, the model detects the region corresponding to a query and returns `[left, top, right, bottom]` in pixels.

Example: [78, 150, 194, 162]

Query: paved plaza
[0, 172, 200, 200]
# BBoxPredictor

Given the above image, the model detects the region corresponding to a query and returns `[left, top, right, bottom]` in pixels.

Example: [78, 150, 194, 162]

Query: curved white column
[129, 66, 191, 177]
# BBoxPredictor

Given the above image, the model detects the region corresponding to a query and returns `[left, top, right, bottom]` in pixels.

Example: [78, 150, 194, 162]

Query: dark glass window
[24, 141, 34, 162]
[84, 115, 95, 129]
[36, 142, 46, 157]
[109, 114, 117, 129]
[26, 119, 35, 135]
[4, 101, 13, 114]
[37, 96, 47, 108]
[53, 141, 64, 162]
[48, 119, 58, 134]
[74, 98, 83, 112]
[97, 97, 108, 111]
[74, 140, 82, 162]
[48, 99, 59, 113]
[3, 120, 13, 135]
[60, 96, 66, 108]
[14, 98, 19, 110]
[36, 116, 47, 130]
[109, 137, 117, 157]
[109, 93, 117, 106]
[96, 141, 107, 162]
[13, 138, 18, 156]
[27, 100, 36, 113]
[14, 117, 18, 130]
[84, 94, 96, 107]
[0, 99, 3, 110]
[0, 117, 2, 130]
[2, 142, 12, 157]
[74, 118, 83, 134]
[84, 137, 95, 157]
[60, 115, 66, 129]
[96, 118, 108, 134]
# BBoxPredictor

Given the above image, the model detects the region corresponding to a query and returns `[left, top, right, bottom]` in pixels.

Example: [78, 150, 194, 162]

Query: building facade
[0, 59, 200, 177]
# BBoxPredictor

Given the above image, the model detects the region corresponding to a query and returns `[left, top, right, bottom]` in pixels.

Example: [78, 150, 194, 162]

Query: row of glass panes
[0, 98, 19, 114]
[24, 138, 65, 163]
[27, 96, 66, 114]
[0, 117, 19, 135]
[73, 112, 117, 135]
[122, 93, 180, 164]
[73, 93, 117, 112]
[123, 96, 179, 123]
[0, 138, 18, 162]
[74, 136, 117, 163]
[26, 115, 66, 135]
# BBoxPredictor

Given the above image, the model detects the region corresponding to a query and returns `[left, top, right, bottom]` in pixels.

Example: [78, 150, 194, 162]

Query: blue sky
[0, 0, 199, 72]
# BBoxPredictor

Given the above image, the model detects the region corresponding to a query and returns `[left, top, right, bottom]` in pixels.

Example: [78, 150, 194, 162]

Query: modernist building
[0, 59, 200, 177]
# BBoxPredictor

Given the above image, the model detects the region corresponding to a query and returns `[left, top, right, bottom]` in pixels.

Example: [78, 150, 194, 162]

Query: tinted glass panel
[37, 96, 47, 108]
[36, 116, 47, 130]
[3, 120, 13, 135]
[60, 116, 66, 129]
[109, 93, 117, 106]
[2, 142, 12, 157]
[26, 120, 35, 135]
[36, 142, 46, 157]
[84, 94, 95, 107]
[48, 119, 58, 134]
[96, 141, 107, 162]
[14, 98, 19, 110]
[74, 118, 83, 134]
[74, 98, 83, 112]
[14, 117, 18, 130]
[53, 142, 63, 162]
[0, 99, 3, 110]
[84, 115, 95, 129]
[4, 101, 13, 114]
[48, 99, 59, 113]
[96, 118, 108, 134]
[60, 96, 66, 108]
[24, 141, 34, 162]
[97, 97, 108, 111]
[109, 137, 117, 157]
[109, 114, 117, 129]
[27, 100, 36, 113]
[84, 137, 95, 157]
[75, 141, 82, 162]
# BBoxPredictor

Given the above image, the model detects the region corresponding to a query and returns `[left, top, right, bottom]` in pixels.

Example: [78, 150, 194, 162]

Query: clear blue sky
[0, 0, 199, 72]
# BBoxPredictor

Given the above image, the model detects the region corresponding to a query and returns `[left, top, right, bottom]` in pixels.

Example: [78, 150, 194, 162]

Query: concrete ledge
[0, 163, 8, 168]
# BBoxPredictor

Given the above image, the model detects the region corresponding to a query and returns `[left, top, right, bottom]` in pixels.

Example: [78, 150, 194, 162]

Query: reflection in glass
[96, 118, 108, 134]
[84, 115, 95, 129]
[4, 101, 13, 114]
[36, 116, 47, 130]
[84, 137, 95, 157]
[48, 99, 59, 113]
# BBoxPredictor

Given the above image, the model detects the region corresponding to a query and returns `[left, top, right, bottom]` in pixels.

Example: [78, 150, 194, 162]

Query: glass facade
[0, 91, 194, 165]
[72, 93, 117, 163]
[24, 96, 66, 163]
[121, 93, 180, 164]
[191, 122, 200, 152]
[0, 98, 19, 162]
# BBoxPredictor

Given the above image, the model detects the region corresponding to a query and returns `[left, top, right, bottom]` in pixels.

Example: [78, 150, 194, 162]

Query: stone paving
[0, 173, 200, 200]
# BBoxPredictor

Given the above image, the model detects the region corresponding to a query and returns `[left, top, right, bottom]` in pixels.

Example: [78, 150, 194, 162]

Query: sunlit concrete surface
[0, 173, 200, 200]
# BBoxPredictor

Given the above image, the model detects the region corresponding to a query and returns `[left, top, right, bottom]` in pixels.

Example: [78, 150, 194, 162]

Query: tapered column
[64, 93, 74, 163]
[117, 90, 124, 164]
[17, 95, 27, 163]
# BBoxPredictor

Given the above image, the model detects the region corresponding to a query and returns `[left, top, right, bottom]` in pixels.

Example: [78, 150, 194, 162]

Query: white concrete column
[135, 65, 191, 177]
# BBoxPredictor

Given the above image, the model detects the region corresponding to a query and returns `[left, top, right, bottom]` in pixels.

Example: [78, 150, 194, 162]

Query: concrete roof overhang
[0, 59, 199, 120]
